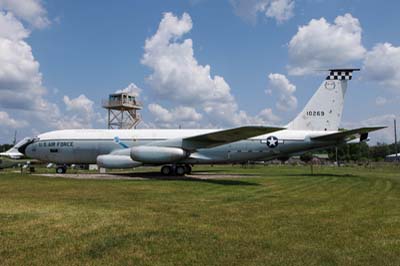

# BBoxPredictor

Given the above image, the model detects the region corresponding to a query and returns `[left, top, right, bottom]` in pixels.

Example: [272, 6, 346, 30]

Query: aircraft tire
[175, 165, 186, 176]
[56, 166, 66, 174]
[161, 165, 172, 176]
[185, 164, 192, 174]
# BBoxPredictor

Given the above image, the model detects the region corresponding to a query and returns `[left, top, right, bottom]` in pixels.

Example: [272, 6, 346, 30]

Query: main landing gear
[56, 165, 67, 174]
[160, 164, 192, 176]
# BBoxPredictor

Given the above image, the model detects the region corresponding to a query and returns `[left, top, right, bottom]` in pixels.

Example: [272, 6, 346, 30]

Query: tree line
[0, 144, 13, 153]
[300, 142, 399, 163]
[332, 142, 399, 162]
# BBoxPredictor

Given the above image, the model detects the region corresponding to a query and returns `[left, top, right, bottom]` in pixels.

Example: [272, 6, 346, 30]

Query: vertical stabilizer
[287, 69, 359, 131]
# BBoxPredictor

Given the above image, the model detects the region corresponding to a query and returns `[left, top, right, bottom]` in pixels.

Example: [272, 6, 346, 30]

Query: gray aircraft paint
[24, 131, 333, 165]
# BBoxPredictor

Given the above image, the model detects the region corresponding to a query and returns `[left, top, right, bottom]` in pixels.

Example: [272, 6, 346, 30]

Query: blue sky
[1, 0, 400, 144]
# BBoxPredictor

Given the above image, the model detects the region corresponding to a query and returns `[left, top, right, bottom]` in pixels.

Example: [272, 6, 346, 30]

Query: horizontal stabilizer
[311, 126, 386, 142]
[183, 126, 284, 149]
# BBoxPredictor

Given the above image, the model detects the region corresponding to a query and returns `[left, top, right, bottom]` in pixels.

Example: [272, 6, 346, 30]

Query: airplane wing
[311, 126, 386, 142]
[182, 126, 285, 149]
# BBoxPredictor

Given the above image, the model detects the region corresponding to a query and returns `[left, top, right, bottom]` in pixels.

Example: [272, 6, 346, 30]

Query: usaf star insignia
[266, 136, 279, 148]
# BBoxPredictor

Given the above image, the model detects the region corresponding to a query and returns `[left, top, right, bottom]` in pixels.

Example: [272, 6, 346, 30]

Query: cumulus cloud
[288, 13, 365, 75]
[0, 0, 50, 28]
[265, 0, 294, 23]
[115, 83, 142, 97]
[148, 103, 280, 128]
[59, 94, 104, 129]
[0, 11, 29, 40]
[363, 43, 400, 91]
[231, 0, 294, 24]
[0, 1, 106, 135]
[267, 73, 297, 111]
[0, 111, 28, 128]
[148, 103, 202, 128]
[63, 94, 94, 114]
[257, 108, 281, 123]
[141, 13, 232, 105]
[0, 11, 49, 111]
[142, 12, 277, 127]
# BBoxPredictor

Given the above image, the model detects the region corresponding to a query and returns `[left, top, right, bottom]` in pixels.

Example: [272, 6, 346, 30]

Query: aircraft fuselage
[24, 129, 337, 165]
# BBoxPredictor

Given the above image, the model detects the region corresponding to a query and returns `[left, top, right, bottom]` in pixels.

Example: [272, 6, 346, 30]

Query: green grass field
[1, 165, 400, 265]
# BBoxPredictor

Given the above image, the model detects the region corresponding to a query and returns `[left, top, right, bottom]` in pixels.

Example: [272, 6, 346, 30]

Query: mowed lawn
[1, 165, 400, 266]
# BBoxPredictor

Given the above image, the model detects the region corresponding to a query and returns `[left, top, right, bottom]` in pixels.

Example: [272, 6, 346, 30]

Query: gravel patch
[35, 172, 259, 180]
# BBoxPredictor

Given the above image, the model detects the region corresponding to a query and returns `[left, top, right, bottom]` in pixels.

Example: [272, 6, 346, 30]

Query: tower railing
[102, 92, 142, 129]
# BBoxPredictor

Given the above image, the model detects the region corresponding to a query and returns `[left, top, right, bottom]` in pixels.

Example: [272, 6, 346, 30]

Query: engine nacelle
[97, 154, 142, 169]
[130, 146, 187, 164]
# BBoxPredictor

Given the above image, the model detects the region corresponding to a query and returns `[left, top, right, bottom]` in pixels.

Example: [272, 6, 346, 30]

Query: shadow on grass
[113, 172, 260, 186]
[284, 173, 360, 178]
[192, 172, 260, 177]
[190, 169, 228, 173]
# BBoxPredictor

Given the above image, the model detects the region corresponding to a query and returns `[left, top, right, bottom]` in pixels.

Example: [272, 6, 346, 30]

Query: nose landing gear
[56, 165, 67, 174]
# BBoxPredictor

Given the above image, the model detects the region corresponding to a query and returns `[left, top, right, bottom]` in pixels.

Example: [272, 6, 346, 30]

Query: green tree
[300, 152, 313, 163]
[370, 143, 391, 161]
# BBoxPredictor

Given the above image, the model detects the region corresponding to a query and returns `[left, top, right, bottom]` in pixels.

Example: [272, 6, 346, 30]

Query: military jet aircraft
[17, 69, 384, 175]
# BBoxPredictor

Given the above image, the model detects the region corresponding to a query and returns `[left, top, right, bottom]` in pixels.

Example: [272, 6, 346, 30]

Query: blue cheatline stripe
[113, 136, 129, 149]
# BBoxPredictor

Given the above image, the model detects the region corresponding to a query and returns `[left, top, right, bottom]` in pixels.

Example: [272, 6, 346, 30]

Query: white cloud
[288, 13, 365, 75]
[142, 12, 275, 127]
[148, 103, 172, 123]
[59, 94, 104, 129]
[174, 106, 203, 122]
[267, 73, 297, 111]
[141, 12, 232, 105]
[148, 103, 202, 128]
[0, 0, 50, 28]
[363, 43, 400, 91]
[0, 2, 108, 141]
[148, 102, 280, 128]
[265, 0, 294, 23]
[257, 108, 281, 123]
[0, 11, 48, 111]
[115, 83, 142, 97]
[0, 111, 28, 128]
[0, 11, 29, 40]
[63, 94, 94, 114]
[230, 0, 294, 24]
[0, 3, 101, 135]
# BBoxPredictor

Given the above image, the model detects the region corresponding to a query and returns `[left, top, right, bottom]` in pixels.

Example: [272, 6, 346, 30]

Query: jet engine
[130, 146, 188, 164]
[97, 154, 142, 169]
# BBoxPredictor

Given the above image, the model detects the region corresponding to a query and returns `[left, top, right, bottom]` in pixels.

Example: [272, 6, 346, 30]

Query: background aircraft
[0, 157, 34, 170]
[17, 69, 384, 175]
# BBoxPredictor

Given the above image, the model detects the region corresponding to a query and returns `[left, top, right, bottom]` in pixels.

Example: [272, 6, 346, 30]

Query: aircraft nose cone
[24, 143, 34, 157]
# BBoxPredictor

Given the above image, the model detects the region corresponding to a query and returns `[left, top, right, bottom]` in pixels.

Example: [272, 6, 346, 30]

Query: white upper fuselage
[37, 128, 334, 141]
